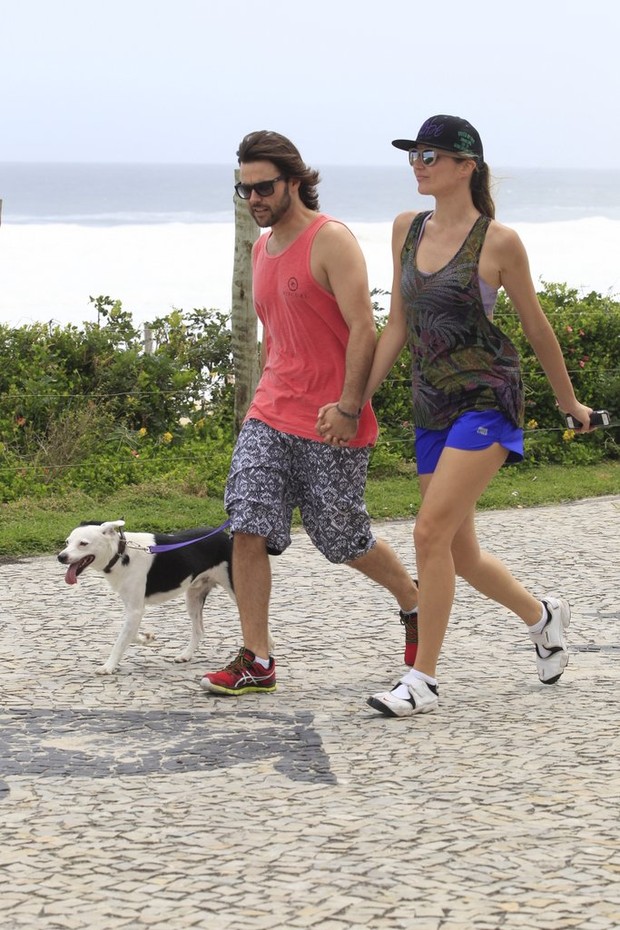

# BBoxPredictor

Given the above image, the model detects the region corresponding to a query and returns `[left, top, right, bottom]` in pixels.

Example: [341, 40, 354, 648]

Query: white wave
[0, 217, 618, 330]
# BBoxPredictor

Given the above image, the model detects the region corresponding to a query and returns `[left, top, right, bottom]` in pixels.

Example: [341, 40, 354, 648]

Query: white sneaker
[367, 677, 439, 717]
[530, 595, 570, 684]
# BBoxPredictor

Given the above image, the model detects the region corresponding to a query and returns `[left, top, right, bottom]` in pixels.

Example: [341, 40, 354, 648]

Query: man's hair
[237, 130, 321, 211]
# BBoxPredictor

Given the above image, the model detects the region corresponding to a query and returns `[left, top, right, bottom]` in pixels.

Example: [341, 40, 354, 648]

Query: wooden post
[143, 324, 153, 355]
[231, 168, 259, 434]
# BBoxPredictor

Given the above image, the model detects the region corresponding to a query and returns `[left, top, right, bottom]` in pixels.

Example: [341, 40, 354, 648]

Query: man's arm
[311, 221, 377, 443]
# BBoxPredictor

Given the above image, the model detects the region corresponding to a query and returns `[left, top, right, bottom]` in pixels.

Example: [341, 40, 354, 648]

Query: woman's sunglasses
[234, 176, 285, 200]
[408, 149, 476, 167]
[408, 149, 446, 167]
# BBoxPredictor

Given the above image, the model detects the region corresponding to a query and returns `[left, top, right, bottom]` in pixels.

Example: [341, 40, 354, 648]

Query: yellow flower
[563, 429, 575, 442]
[162, 432, 173, 444]
[526, 419, 538, 430]
[138, 427, 147, 437]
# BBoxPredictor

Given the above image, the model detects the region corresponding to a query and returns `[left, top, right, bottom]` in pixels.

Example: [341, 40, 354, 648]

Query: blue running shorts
[415, 410, 524, 475]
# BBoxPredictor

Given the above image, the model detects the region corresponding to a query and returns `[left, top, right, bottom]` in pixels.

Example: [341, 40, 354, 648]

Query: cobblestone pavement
[1, 496, 620, 930]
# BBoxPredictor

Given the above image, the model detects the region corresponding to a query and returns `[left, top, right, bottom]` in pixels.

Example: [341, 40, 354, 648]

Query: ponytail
[471, 162, 495, 219]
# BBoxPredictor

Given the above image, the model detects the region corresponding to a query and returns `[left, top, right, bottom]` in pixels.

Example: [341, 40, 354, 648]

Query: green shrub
[0, 302, 236, 503]
[1, 285, 619, 505]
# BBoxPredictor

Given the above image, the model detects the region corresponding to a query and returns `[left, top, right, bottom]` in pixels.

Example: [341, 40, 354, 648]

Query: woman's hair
[237, 130, 321, 211]
[471, 161, 495, 219]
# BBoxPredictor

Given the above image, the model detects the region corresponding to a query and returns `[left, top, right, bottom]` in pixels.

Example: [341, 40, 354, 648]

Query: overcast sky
[3, 0, 618, 169]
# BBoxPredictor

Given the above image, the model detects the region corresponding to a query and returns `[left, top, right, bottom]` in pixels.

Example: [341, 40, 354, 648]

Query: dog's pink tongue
[65, 564, 79, 585]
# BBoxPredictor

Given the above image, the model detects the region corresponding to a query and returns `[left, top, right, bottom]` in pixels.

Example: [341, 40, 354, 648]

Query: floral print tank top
[401, 211, 524, 429]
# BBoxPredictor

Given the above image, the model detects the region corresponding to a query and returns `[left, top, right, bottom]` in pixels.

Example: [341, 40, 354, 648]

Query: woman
[362, 115, 594, 717]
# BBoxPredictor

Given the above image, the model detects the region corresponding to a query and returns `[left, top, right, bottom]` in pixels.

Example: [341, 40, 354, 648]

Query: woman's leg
[369, 440, 570, 716]
[367, 442, 509, 718]
[412, 443, 509, 678]
[451, 512, 543, 624]
[449, 504, 571, 685]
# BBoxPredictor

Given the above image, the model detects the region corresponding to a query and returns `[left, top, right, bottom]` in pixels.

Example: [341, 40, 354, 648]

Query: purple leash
[148, 519, 232, 554]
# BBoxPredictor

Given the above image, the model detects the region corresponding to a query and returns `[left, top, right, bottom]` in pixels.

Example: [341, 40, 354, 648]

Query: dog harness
[103, 527, 129, 572]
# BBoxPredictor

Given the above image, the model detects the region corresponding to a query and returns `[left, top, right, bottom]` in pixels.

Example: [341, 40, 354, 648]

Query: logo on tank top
[283, 275, 308, 299]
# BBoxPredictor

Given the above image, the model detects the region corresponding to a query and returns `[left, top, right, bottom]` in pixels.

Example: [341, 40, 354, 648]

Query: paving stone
[1, 497, 620, 928]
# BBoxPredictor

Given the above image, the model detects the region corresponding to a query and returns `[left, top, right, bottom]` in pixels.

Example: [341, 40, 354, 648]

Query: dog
[57, 520, 237, 675]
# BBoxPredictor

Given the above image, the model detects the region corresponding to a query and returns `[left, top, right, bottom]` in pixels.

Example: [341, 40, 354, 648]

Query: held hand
[316, 402, 338, 427]
[316, 403, 359, 445]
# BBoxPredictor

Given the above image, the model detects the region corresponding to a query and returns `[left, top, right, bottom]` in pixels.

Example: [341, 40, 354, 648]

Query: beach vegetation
[0, 282, 619, 523]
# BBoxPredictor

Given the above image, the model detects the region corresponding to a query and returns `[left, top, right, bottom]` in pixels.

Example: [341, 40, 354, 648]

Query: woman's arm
[487, 222, 594, 429]
[315, 212, 414, 442]
[360, 211, 414, 405]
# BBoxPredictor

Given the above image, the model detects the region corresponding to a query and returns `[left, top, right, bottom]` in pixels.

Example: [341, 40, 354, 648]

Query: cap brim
[392, 139, 416, 151]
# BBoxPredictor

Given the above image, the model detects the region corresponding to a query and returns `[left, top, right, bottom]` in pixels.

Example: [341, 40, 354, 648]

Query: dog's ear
[100, 520, 126, 535]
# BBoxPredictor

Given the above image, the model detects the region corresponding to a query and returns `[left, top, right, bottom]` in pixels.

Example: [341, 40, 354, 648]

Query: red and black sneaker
[400, 608, 418, 666]
[200, 647, 276, 695]
[400, 578, 419, 666]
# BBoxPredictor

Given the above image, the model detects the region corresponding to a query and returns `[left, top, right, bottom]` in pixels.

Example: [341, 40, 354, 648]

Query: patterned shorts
[224, 419, 376, 563]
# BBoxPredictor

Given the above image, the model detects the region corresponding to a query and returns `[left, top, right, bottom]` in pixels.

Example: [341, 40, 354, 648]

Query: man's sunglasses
[408, 149, 474, 167]
[234, 175, 285, 200]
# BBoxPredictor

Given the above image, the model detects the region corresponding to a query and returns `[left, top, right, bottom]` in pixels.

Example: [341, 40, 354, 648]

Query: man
[200, 130, 418, 695]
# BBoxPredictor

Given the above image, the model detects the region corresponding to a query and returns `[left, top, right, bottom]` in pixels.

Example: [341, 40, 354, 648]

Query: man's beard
[250, 187, 292, 228]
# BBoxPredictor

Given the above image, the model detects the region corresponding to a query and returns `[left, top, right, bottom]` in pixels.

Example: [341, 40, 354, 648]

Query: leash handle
[148, 519, 232, 554]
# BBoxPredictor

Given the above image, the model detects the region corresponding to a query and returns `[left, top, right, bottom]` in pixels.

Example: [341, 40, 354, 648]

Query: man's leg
[200, 531, 276, 695]
[232, 531, 272, 660]
[346, 540, 417, 614]
[347, 540, 419, 664]
[296, 439, 419, 660]
[200, 419, 289, 696]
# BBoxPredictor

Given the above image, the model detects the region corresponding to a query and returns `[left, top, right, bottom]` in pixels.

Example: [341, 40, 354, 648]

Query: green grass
[2, 461, 620, 559]
[366, 460, 620, 518]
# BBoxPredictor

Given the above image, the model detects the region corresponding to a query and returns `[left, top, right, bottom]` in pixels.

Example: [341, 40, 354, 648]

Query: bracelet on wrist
[336, 404, 362, 420]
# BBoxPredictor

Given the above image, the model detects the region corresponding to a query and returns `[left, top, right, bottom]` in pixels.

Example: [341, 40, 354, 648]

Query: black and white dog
[57, 520, 237, 675]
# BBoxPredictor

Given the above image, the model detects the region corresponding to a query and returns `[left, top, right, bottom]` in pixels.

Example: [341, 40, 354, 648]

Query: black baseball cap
[392, 115, 484, 161]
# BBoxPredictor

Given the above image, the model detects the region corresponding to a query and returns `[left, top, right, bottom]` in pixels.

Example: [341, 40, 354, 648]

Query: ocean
[4, 163, 620, 225]
[1, 162, 619, 327]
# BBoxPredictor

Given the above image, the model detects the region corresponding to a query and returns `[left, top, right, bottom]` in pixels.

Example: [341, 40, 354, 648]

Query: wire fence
[4, 363, 620, 402]
[1, 373, 618, 477]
